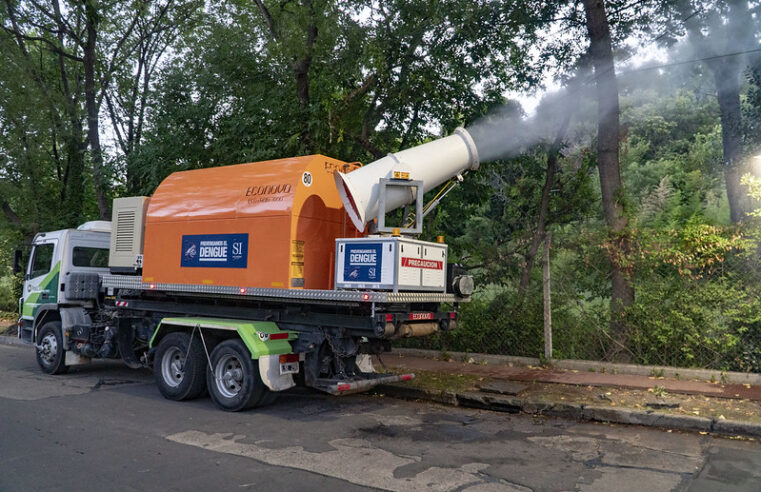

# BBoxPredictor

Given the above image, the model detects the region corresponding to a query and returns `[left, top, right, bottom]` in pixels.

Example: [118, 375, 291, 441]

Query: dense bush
[0, 274, 21, 313]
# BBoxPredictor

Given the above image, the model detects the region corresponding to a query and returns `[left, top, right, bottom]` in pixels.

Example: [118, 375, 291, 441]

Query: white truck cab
[18, 221, 111, 345]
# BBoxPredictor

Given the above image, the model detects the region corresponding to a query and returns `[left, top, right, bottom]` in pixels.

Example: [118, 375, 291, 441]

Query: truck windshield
[72, 247, 109, 268]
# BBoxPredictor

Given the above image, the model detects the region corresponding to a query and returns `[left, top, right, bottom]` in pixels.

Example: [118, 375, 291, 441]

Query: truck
[15, 128, 479, 411]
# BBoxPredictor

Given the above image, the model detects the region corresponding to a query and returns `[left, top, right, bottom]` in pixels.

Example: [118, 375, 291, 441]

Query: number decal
[302, 171, 313, 187]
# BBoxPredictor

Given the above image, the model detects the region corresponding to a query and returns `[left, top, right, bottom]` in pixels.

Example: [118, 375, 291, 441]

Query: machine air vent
[115, 210, 136, 252]
[109, 196, 150, 272]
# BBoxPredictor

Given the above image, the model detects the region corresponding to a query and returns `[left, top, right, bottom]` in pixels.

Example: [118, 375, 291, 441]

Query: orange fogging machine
[108, 128, 478, 298]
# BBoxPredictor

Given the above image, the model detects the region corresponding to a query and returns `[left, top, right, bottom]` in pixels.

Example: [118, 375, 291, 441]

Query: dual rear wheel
[154, 333, 277, 411]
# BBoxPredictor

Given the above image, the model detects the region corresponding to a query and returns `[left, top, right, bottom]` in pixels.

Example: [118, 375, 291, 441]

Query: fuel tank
[141, 156, 362, 290]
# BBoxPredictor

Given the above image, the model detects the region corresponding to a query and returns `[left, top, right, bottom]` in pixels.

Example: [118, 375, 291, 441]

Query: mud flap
[258, 355, 296, 392]
[65, 352, 91, 366]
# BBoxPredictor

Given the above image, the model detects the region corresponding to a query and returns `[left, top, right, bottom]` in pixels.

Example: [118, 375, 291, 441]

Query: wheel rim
[214, 353, 244, 399]
[161, 347, 185, 388]
[39, 333, 58, 364]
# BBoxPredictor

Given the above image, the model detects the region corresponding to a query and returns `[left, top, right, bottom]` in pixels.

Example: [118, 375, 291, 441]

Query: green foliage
[622, 219, 761, 370]
[0, 234, 22, 312]
[0, 274, 21, 313]
[742, 174, 761, 217]
[745, 63, 761, 149]
[410, 75, 761, 371]
[131, 0, 546, 193]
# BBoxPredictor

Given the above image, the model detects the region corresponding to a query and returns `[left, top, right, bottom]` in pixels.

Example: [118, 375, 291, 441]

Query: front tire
[154, 332, 207, 401]
[36, 321, 67, 375]
[207, 340, 266, 412]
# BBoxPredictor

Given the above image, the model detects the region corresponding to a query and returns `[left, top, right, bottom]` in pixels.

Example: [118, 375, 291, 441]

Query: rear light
[385, 314, 394, 322]
[362, 293, 370, 301]
[149, 283, 156, 289]
[401, 374, 413, 381]
[449, 312, 456, 319]
[279, 353, 299, 364]
[269, 333, 289, 340]
[239, 287, 246, 294]
[337, 383, 351, 391]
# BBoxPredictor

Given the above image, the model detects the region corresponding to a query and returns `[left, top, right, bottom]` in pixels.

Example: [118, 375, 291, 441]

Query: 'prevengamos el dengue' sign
[181, 233, 248, 268]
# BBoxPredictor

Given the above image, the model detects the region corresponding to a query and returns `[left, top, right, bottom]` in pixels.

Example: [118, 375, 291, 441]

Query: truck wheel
[207, 339, 266, 412]
[154, 332, 207, 401]
[36, 321, 68, 375]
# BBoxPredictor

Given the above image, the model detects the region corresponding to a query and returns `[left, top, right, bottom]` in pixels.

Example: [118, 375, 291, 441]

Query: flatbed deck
[101, 274, 467, 305]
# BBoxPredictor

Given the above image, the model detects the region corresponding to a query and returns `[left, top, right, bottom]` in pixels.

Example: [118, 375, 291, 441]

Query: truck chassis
[29, 271, 459, 411]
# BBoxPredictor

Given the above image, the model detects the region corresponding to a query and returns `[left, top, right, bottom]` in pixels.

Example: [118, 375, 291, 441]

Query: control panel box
[335, 237, 447, 292]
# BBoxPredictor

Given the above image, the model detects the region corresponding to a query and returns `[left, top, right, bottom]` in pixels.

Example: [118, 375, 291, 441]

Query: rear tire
[36, 321, 67, 375]
[207, 339, 266, 412]
[154, 332, 207, 401]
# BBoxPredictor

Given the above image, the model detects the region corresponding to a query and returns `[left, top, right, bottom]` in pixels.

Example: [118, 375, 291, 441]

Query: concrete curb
[0, 335, 30, 347]
[394, 348, 761, 385]
[376, 383, 761, 438]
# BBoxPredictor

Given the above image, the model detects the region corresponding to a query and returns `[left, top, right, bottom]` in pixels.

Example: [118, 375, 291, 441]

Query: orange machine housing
[142, 156, 363, 290]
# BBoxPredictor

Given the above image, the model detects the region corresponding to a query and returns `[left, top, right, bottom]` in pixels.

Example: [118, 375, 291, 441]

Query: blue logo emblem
[181, 233, 248, 268]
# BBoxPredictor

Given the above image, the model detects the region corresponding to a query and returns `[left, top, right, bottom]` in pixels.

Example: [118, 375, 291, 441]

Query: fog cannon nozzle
[334, 127, 480, 231]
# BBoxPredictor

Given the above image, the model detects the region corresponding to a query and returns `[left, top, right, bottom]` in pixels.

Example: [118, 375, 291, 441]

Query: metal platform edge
[101, 274, 467, 304]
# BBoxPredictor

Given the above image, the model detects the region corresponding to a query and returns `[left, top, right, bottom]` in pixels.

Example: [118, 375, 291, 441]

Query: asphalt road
[1, 344, 760, 492]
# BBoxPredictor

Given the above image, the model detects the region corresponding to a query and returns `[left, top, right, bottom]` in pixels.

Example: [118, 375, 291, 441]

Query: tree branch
[254, 0, 280, 40]
[0, 196, 22, 226]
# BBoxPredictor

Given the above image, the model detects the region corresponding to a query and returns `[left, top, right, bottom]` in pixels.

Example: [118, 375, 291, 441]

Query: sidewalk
[375, 349, 761, 439]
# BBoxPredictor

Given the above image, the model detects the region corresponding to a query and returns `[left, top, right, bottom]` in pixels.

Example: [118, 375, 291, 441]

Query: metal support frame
[102, 274, 463, 304]
[376, 178, 424, 235]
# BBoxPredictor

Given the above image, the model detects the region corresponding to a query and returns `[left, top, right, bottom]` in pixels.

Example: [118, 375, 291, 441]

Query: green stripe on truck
[21, 261, 60, 319]
[150, 317, 296, 359]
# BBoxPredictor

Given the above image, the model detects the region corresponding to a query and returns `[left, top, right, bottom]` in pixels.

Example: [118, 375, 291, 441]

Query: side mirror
[12, 249, 23, 275]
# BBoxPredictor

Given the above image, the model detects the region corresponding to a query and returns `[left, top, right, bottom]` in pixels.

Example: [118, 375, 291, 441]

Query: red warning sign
[401, 257, 443, 270]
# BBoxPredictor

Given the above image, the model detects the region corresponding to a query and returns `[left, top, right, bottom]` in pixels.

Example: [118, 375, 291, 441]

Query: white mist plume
[466, 83, 595, 163]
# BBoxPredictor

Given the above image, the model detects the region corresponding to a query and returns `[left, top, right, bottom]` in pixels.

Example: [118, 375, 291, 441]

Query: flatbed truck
[16, 128, 479, 411]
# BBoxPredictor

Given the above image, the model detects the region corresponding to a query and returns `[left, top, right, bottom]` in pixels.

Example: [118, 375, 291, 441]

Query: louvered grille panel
[115, 210, 135, 252]
[109, 196, 149, 269]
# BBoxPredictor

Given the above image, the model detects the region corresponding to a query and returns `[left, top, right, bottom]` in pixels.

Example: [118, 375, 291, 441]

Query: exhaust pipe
[334, 127, 479, 231]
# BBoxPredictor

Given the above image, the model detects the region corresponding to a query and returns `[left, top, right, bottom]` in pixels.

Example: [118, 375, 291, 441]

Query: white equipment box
[335, 237, 447, 292]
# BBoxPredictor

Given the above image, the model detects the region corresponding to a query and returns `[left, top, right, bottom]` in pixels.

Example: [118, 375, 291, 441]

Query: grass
[387, 367, 483, 393]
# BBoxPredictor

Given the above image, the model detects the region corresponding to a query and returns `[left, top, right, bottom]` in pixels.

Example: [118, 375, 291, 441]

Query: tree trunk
[519, 149, 558, 292]
[519, 113, 571, 293]
[293, 2, 317, 153]
[673, 0, 751, 222]
[582, 0, 634, 361]
[713, 63, 746, 222]
[84, 0, 110, 220]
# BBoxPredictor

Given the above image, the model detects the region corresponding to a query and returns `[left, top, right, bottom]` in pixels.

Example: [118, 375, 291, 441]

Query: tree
[135, 0, 546, 189]
[104, 1, 202, 194]
[667, 0, 761, 222]
[1, 0, 89, 230]
[2, 0, 201, 219]
[581, 0, 634, 360]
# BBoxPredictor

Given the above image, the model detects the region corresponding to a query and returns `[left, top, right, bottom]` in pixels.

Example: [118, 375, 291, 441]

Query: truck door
[21, 240, 60, 324]
[60, 234, 110, 303]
